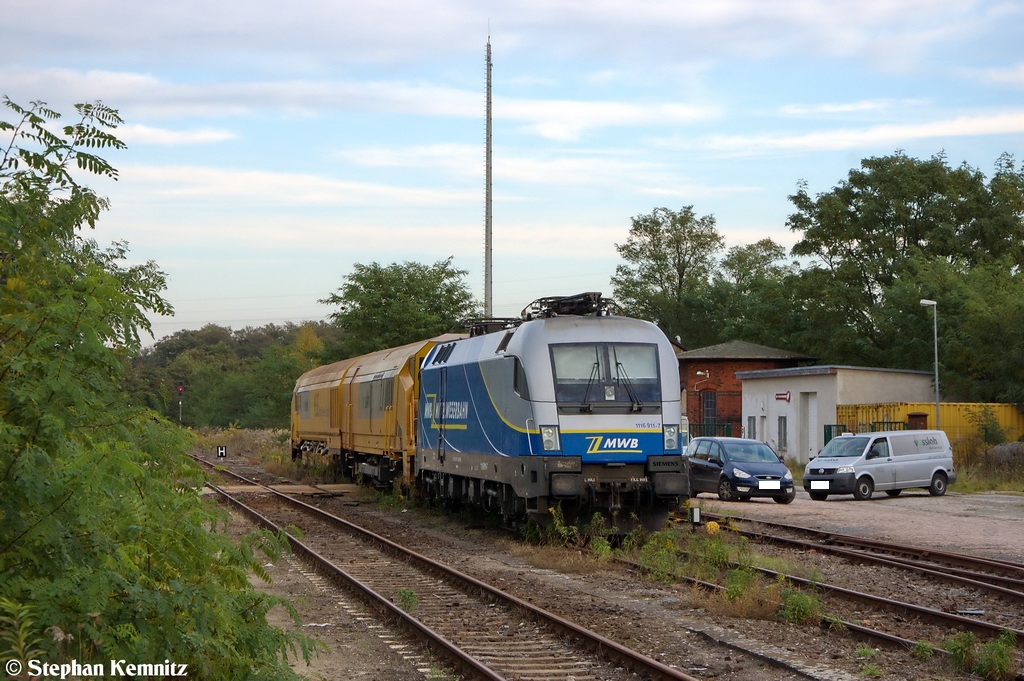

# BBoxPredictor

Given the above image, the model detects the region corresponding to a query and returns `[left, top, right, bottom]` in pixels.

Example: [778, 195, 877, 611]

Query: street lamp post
[920, 299, 940, 429]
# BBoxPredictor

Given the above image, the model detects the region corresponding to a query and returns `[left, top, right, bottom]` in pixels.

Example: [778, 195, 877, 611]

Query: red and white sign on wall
[775, 391, 791, 402]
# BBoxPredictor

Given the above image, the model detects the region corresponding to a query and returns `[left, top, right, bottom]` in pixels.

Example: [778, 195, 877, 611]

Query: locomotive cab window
[550, 342, 660, 412]
[512, 356, 530, 399]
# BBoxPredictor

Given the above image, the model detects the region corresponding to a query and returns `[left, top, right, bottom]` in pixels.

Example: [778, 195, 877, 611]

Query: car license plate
[758, 480, 780, 490]
[810, 480, 829, 489]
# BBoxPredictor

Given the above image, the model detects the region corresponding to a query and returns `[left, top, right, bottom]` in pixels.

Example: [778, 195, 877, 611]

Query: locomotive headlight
[540, 425, 561, 451]
[663, 425, 679, 451]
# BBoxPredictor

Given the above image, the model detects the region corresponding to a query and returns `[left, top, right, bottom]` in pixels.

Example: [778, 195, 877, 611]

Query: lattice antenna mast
[483, 35, 493, 317]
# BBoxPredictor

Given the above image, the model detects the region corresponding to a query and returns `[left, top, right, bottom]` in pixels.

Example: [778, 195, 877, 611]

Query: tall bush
[1, 98, 312, 678]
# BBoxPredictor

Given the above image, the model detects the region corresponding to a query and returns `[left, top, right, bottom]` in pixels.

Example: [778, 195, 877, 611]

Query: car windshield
[818, 436, 869, 458]
[722, 441, 781, 464]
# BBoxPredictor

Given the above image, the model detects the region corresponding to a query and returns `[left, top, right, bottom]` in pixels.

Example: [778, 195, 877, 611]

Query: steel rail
[208, 482, 504, 680]
[723, 525, 1024, 602]
[198, 459, 702, 681]
[704, 511, 1024, 578]
[690, 514, 1024, 647]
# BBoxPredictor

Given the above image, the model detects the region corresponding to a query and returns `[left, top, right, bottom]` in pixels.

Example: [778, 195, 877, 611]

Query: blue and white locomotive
[414, 293, 687, 531]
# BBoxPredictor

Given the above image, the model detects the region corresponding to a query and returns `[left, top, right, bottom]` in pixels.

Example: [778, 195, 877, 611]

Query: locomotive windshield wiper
[579, 361, 600, 412]
[615, 362, 644, 412]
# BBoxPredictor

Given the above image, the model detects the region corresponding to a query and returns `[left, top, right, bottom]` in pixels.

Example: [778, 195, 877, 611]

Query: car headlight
[836, 466, 855, 474]
[663, 425, 679, 451]
[733, 468, 752, 479]
[540, 425, 561, 451]
[784, 470, 793, 480]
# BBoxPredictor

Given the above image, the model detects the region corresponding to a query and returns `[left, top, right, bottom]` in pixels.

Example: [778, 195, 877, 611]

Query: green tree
[785, 151, 1024, 395]
[790, 151, 1024, 278]
[127, 322, 341, 428]
[712, 239, 804, 347]
[320, 257, 477, 356]
[241, 324, 326, 428]
[1, 98, 312, 677]
[611, 205, 724, 347]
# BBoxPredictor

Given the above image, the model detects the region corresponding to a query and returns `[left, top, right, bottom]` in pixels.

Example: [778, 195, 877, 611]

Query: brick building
[676, 340, 813, 438]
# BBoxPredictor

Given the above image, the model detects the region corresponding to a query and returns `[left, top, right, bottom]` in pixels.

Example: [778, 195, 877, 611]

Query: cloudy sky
[3, 0, 1023, 343]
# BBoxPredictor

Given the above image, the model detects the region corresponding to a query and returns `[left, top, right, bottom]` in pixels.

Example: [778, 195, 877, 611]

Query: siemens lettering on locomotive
[290, 292, 688, 531]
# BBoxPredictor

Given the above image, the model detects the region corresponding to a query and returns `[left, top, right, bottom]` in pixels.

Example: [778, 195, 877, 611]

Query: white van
[802, 430, 956, 501]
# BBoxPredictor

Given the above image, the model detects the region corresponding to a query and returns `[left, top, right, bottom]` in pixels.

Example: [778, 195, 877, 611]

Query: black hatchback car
[686, 437, 796, 503]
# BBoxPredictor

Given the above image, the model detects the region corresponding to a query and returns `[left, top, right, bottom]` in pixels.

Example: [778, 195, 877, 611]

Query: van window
[867, 439, 890, 459]
[818, 435, 870, 458]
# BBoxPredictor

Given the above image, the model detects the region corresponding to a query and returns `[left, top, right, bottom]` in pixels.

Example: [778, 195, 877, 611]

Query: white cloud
[118, 165, 477, 205]
[702, 111, 1024, 155]
[501, 98, 715, 141]
[779, 100, 925, 116]
[117, 124, 236, 145]
[977, 63, 1024, 86]
[3, 65, 713, 142]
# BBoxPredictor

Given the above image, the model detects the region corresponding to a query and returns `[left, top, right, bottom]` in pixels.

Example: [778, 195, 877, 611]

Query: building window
[778, 415, 788, 451]
[747, 416, 756, 439]
[701, 391, 717, 423]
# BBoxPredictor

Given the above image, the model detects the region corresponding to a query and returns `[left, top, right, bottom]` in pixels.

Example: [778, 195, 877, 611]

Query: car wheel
[774, 489, 796, 504]
[853, 476, 874, 500]
[717, 479, 735, 501]
[885, 489, 902, 498]
[928, 472, 948, 497]
[809, 492, 828, 501]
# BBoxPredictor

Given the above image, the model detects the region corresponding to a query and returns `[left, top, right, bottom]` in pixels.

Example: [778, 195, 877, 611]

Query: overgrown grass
[854, 645, 878, 659]
[912, 640, 935, 660]
[975, 630, 1017, 681]
[778, 587, 822, 624]
[942, 629, 1018, 681]
[952, 438, 1024, 493]
[623, 523, 827, 625]
[395, 588, 419, 612]
[193, 426, 343, 483]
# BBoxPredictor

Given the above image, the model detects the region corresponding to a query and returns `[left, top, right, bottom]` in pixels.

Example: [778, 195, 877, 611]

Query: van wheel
[928, 473, 948, 497]
[885, 489, 902, 498]
[809, 492, 828, 501]
[717, 479, 735, 501]
[853, 476, 874, 500]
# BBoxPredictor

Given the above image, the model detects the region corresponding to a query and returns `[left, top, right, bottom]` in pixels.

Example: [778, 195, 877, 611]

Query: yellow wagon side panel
[291, 334, 464, 471]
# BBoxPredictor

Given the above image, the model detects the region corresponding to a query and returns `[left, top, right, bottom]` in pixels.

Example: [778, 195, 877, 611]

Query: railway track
[197, 454, 1022, 679]
[694, 511, 1024, 677]
[198, 458, 702, 681]
[704, 511, 1024, 590]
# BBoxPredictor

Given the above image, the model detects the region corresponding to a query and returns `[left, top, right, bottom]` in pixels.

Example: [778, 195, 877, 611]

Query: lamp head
[920, 299, 936, 307]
